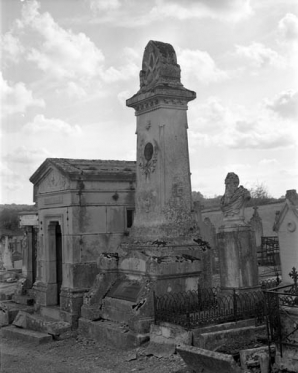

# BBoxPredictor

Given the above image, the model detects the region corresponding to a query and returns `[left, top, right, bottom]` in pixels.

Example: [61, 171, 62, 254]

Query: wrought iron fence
[264, 267, 298, 358]
[154, 286, 265, 330]
[258, 236, 280, 266]
[260, 276, 281, 290]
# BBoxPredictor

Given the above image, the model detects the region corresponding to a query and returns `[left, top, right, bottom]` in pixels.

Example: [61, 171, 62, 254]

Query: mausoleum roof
[30, 158, 136, 184]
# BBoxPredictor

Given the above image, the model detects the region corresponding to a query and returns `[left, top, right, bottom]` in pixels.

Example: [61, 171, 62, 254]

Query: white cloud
[234, 42, 286, 68]
[265, 90, 298, 118]
[117, 90, 130, 107]
[87, 0, 121, 12]
[278, 13, 298, 42]
[101, 47, 139, 83]
[56, 81, 87, 99]
[23, 114, 82, 136]
[151, 0, 252, 22]
[3, 146, 50, 165]
[0, 72, 45, 116]
[188, 96, 297, 150]
[1, 32, 24, 63]
[259, 159, 279, 167]
[179, 49, 229, 85]
[14, 0, 105, 82]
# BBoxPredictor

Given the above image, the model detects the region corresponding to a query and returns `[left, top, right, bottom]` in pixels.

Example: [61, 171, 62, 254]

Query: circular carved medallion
[287, 221, 296, 232]
[144, 143, 153, 161]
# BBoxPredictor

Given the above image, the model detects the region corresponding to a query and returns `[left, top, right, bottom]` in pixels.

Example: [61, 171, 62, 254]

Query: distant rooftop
[30, 158, 136, 184]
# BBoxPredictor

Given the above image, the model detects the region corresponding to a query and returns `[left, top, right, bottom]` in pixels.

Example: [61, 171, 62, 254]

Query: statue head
[224, 172, 239, 196]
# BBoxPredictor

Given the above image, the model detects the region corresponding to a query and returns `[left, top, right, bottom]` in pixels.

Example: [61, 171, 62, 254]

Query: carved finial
[286, 189, 298, 206]
[139, 40, 182, 93]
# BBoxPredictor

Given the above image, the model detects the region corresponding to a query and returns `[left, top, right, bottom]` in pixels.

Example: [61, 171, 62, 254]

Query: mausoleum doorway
[48, 221, 63, 306]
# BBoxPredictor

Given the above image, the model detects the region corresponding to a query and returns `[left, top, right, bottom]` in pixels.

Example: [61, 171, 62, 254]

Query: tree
[248, 183, 273, 206]
[0, 208, 20, 232]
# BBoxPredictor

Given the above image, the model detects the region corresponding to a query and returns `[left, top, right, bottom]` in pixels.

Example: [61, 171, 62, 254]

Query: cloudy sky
[1, 0, 298, 204]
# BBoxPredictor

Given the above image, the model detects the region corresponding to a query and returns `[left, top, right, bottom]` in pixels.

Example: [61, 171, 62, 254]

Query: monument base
[217, 225, 259, 290]
[81, 244, 203, 334]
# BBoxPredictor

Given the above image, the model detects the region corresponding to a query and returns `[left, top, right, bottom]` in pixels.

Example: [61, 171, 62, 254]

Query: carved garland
[139, 142, 158, 177]
[139, 153, 158, 177]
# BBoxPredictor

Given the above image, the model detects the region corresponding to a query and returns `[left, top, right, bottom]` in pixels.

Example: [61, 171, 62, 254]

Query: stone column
[34, 222, 58, 306]
[21, 227, 33, 286]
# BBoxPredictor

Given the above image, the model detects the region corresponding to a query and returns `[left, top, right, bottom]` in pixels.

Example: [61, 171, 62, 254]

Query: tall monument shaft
[127, 40, 196, 241]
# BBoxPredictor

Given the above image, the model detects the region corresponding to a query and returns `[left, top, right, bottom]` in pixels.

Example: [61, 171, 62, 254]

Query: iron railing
[260, 276, 281, 290]
[264, 267, 298, 358]
[258, 236, 280, 266]
[154, 286, 265, 330]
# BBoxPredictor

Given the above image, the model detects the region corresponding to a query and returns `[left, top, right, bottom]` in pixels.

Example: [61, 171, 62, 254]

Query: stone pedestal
[217, 225, 259, 291]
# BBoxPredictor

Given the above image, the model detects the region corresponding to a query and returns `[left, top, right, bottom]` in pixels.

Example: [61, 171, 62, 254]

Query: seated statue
[220, 172, 251, 225]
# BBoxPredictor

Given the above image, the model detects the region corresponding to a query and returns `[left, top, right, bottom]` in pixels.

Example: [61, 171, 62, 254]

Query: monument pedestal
[81, 243, 202, 335]
[217, 224, 259, 292]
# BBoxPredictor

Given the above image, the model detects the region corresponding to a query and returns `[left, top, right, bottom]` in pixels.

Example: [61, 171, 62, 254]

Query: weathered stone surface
[177, 344, 242, 373]
[0, 301, 34, 327]
[13, 310, 71, 336]
[193, 325, 266, 351]
[149, 322, 192, 356]
[217, 225, 259, 289]
[2, 325, 52, 344]
[145, 341, 176, 358]
[249, 206, 263, 249]
[78, 318, 149, 350]
[239, 346, 270, 373]
[220, 172, 251, 227]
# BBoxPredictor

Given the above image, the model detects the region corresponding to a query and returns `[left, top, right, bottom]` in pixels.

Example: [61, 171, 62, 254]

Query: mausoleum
[29, 158, 136, 322]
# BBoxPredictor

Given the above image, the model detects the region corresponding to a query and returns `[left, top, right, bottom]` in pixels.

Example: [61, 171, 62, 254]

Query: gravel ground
[0, 331, 192, 373]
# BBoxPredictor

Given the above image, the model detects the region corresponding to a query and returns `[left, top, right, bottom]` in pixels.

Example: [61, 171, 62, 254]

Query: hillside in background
[0, 204, 36, 237]
[0, 204, 36, 212]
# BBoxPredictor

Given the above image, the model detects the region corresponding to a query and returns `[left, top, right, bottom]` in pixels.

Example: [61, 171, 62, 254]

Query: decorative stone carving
[139, 40, 183, 93]
[138, 142, 158, 177]
[220, 172, 251, 226]
[38, 168, 68, 193]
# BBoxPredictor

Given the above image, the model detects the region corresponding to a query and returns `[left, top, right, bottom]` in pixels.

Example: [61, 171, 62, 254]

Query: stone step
[2, 325, 53, 344]
[0, 301, 34, 327]
[13, 310, 71, 336]
[39, 306, 61, 321]
[78, 317, 149, 350]
[12, 294, 34, 305]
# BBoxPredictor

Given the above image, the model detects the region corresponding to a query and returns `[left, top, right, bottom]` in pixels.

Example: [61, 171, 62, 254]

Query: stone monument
[249, 206, 263, 249]
[3, 236, 13, 270]
[80, 40, 211, 345]
[217, 172, 259, 292]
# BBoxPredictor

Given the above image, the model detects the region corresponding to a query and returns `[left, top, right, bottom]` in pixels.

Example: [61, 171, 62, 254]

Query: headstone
[249, 206, 263, 248]
[3, 236, 13, 270]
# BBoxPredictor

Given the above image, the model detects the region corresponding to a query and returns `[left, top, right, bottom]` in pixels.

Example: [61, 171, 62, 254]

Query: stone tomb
[80, 40, 212, 341]
[28, 158, 136, 326]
